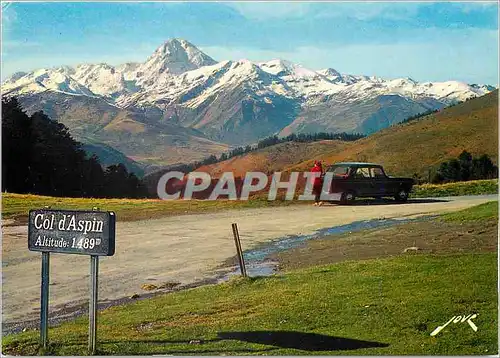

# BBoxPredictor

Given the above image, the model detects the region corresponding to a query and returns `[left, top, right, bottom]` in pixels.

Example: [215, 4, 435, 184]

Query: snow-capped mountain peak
[318, 68, 341, 78]
[71, 63, 126, 97]
[130, 38, 217, 88]
[2, 38, 495, 134]
[259, 59, 319, 79]
[2, 68, 96, 97]
[141, 39, 216, 74]
[317, 68, 361, 85]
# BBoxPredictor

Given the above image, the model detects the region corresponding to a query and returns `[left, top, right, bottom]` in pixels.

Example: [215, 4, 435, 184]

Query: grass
[2, 179, 497, 223]
[442, 200, 498, 222]
[2, 253, 497, 356]
[3, 202, 498, 355]
[1, 193, 299, 223]
[411, 179, 498, 198]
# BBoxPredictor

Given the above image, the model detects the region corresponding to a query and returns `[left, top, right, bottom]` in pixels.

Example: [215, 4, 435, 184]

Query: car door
[352, 166, 373, 197]
[370, 166, 389, 196]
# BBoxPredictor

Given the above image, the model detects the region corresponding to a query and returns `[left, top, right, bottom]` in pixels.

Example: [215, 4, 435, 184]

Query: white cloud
[226, 2, 312, 20]
[226, 2, 425, 21]
[1, 2, 17, 37]
[459, 2, 499, 12]
[226, 2, 498, 23]
[312, 3, 423, 21]
[201, 28, 498, 84]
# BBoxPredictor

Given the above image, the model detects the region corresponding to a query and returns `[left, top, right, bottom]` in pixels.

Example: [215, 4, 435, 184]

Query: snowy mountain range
[2, 38, 495, 167]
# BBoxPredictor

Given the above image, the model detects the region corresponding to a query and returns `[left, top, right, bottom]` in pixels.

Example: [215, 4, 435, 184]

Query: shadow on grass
[11, 331, 388, 355]
[97, 331, 388, 354]
[217, 331, 390, 351]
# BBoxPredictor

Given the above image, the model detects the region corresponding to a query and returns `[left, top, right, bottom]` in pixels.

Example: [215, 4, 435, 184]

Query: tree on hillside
[103, 164, 145, 198]
[2, 97, 33, 193]
[29, 111, 91, 196]
[458, 150, 473, 181]
[81, 154, 106, 197]
[399, 108, 440, 125]
[165, 131, 366, 174]
[433, 150, 498, 183]
[471, 154, 498, 180]
[2, 96, 147, 198]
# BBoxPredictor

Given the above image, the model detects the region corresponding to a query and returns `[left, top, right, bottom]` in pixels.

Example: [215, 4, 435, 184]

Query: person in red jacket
[311, 160, 324, 206]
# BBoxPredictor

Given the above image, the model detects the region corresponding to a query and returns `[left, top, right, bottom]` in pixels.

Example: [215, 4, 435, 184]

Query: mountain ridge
[194, 90, 498, 180]
[2, 38, 496, 166]
[3, 38, 493, 107]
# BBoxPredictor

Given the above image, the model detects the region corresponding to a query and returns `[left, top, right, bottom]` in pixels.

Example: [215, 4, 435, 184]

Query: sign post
[40, 252, 50, 349]
[231, 223, 247, 277]
[28, 208, 115, 354]
[89, 255, 99, 354]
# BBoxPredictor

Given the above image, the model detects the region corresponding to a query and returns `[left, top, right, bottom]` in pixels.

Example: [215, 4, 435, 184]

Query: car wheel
[394, 188, 409, 202]
[341, 191, 356, 205]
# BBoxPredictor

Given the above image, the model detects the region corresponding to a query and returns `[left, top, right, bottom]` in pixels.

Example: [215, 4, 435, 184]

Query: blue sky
[1, 1, 498, 84]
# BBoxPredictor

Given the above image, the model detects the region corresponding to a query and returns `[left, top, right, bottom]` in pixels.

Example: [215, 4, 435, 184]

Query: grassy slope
[443, 200, 498, 221]
[2, 202, 498, 356]
[197, 140, 351, 177]
[195, 91, 498, 179]
[1, 193, 299, 223]
[276, 200, 498, 271]
[3, 255, 496, 355]
[291, 90, 498, 176]
[3, 179, 497, 223]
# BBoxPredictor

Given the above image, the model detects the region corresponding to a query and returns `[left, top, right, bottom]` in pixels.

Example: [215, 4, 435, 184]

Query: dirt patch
[274, 219, 498, 271]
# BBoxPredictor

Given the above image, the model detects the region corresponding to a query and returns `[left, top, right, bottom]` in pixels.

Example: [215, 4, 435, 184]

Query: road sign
[29, 208, 115, 354]
[28, 209, 115, 256]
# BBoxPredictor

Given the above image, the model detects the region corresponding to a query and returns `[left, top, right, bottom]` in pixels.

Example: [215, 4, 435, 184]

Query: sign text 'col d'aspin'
[28, 209, 115, 256]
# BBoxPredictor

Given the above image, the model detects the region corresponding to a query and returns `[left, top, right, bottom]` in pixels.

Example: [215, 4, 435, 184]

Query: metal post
[89, 256, 99, 355]
[40, 252, 50, 348]
[231, 223, 247, 277]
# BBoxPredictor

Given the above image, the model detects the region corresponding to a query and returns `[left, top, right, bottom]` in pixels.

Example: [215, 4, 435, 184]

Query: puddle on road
[220, 215, 437, 280]
[219, 261, 278, 282]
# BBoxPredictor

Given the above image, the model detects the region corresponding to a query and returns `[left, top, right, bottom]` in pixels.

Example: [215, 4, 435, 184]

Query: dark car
[325, 162, 414, 204]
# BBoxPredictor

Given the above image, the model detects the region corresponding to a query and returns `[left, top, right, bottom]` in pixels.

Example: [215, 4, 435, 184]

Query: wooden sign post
[231, 223, 247, 277]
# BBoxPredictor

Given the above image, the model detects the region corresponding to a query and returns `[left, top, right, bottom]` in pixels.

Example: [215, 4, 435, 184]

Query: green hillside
[289, 90, 499, 177]
[193, 91, 498, 179]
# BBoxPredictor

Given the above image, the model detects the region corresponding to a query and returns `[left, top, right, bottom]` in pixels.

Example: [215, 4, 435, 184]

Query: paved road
[2, 195, 496, 328]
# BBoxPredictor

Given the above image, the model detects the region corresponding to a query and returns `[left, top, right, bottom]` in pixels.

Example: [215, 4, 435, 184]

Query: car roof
[331, 162, 382, 167]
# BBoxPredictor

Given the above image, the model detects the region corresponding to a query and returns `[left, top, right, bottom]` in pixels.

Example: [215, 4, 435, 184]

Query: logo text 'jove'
[430, 314, 478, 336]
